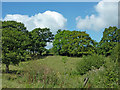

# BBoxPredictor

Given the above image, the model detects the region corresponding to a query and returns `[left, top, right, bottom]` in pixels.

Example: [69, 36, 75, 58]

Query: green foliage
[76, 54, 105, 75]
[0, 27, 2, 64]
[2, 21, 30, 72]
[29, 28, 54, 55]
[84, 60, 119, 88]
[2, 21, 54, 72]
[110, 43, 120, 62]
[2, 21, 27, 32]
[103, 58, 119, 88]
[53, 30, 97, 56]
[98, 26, 119, 56]
[102, 44, 119, 88]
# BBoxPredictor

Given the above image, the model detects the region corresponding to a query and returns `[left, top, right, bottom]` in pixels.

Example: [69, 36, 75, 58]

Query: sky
[2, 0, 118, 49]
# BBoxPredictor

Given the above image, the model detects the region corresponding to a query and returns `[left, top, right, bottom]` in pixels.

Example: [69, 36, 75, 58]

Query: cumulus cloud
[4, 11, 67, 34]
[76, 0, 118, 31]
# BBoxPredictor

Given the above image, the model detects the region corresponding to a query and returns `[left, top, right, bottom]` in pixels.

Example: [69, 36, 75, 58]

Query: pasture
[2, 55, 118, 88]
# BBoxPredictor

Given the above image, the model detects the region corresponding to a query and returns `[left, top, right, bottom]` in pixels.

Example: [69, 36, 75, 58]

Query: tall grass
[21, 61, 61, 88]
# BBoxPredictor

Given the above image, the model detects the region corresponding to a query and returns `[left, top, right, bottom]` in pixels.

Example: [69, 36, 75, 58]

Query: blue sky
[2, 2, 98, 30]
[2, 1, 118, 48]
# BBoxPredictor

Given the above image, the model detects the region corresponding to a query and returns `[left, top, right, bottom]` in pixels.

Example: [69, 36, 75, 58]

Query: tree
[29, 28, 54, 55]
[53, 30, 97, 56]
[0, 21, 2, 66]
[98, 26, 119, 56]
[2, 21, 30, 72]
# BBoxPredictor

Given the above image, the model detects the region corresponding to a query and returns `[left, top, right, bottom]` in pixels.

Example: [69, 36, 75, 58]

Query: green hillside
[2, 55, 119, 88]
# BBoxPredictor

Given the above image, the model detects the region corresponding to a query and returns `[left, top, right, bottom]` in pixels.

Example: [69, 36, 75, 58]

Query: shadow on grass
[2, 69, 24, 75]
[32, 55, 47, 60]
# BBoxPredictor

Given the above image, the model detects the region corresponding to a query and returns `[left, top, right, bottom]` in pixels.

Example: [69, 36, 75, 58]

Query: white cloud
[76, 0, 118, 31]
[45, 42, 53, 49]
[4, 11, 67, 34]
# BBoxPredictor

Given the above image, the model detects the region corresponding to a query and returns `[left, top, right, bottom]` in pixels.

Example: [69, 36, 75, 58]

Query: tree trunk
[6, 64, 9, 73]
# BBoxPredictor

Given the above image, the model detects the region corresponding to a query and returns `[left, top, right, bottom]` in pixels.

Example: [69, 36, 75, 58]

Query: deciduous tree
[98, 26, 119, 56]
[2, 21, 30, 72]
[53, 30, 97, 56]
[29, 28, 54, 55]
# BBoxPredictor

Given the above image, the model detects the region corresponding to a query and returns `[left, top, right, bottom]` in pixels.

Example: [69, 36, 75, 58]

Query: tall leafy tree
[0, 21, 2, 65]
[29, 28, 54, 55]
[53, 30, 97, 56]
[98, 26, 119, 56]
[2, 21, 30, 72]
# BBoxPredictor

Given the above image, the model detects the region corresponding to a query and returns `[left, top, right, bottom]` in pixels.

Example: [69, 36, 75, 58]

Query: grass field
[2, 55, 119, 88]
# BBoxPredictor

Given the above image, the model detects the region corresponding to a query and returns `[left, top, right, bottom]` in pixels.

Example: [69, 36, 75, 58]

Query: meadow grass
[2, 56, 82, 88]
[2, 55, 119, 88]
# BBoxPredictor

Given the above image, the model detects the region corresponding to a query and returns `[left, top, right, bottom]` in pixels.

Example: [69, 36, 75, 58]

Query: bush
[102, 46, 119, 88]
[103, 65, 119, 88]
[110, 44, 120, 62]
[76, 54, 105, 75]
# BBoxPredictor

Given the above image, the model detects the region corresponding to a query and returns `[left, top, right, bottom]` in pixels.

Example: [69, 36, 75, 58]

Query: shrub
[103, 66, 119, 88]
[76, 54, 105, 75]
[110, 43, 120, 62]
[102, 47, 119, 88]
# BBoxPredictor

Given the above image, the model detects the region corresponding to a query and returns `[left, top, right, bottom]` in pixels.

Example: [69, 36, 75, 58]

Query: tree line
[52, 26, 120, 57]
[1, 21, 120, 72]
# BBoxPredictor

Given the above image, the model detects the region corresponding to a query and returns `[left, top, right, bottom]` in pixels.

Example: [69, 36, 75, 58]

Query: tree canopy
[2, 21, 30, 72]
[98, 26, 120, 56]
[53, 30, 97, 56]
[29, 28, 54, 55]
